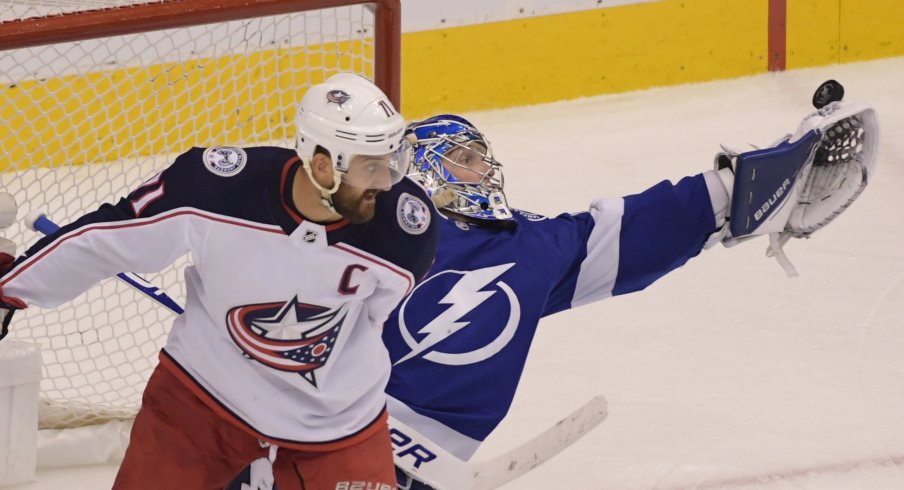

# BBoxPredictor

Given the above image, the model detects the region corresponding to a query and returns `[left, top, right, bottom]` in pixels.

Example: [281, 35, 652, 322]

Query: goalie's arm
[546, 171, 728, 312]
[606, 173, 727, 295]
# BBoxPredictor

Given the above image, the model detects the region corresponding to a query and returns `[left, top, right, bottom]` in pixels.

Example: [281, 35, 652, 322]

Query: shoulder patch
[203, 147, 247, 177]
[397, 192, 431, 235]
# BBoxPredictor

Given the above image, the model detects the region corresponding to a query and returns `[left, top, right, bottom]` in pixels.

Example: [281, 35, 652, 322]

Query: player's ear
[309, 152, 336, 187]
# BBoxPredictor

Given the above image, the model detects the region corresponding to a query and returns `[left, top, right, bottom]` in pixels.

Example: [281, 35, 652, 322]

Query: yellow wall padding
[787, 0, 904, 69]
[402, 0, 767, 117]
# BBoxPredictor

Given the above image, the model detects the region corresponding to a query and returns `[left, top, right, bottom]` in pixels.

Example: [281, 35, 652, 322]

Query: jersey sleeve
[359, 177, 439, 286]
[545, 172, 723, 313]
[0, 150, 202, 309]
[610, 173, 720, 296]
[404, 184, 440, 284]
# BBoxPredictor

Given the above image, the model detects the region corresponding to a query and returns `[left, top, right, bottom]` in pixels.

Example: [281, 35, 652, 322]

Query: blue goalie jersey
[383, 172, 725, 462]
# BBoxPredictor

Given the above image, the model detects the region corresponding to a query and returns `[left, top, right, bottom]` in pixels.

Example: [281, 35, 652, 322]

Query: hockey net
[0, 0, 400, 465]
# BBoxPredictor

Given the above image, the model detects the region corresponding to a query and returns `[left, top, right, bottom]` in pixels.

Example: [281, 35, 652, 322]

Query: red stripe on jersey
[130, 171, 166, 217]
[325, 218, 349, 231]
[1, 209, 284, 287]
[0, 295, 26, 309]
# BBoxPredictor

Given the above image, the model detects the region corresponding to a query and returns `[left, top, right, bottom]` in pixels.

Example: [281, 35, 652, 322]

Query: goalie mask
[295, 73, 410, 209]
[406, 115, 512, 221]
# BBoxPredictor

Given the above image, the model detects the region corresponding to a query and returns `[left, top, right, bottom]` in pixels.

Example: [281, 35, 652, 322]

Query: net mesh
[0, 2, 377, 429]
[1, 1, 169, 22]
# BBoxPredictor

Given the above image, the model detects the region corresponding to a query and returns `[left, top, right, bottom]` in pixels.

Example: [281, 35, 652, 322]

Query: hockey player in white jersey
[0, 73, 437, 489]
[387, 90, 878, 489]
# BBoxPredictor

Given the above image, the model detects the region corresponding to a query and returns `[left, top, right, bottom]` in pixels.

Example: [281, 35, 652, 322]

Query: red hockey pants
[112, 363, 396, 490]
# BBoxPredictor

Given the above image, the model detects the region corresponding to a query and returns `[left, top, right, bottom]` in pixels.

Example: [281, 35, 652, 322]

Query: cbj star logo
[395, 263, 520, 366]
[227, 296, 348, 387]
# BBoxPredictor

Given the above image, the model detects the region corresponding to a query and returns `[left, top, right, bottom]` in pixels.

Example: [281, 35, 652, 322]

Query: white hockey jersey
[2, 146, 437, 449]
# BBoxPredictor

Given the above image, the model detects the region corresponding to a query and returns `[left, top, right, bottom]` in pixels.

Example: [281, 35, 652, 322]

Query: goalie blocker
[709, 97, 879, 276]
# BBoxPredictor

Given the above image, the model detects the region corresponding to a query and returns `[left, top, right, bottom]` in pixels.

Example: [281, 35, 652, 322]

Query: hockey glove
[0, 190, 21, 340]
[0, 237, 20, 341]
[712, 82, 879, 276]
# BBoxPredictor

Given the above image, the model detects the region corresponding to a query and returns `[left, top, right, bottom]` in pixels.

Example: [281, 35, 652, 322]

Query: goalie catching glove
[708, 84, 879, 276]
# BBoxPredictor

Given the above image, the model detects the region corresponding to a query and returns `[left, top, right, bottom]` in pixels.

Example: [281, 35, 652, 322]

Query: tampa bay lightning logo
[395, 263, 520, 366]
[227, 296, 349, 387]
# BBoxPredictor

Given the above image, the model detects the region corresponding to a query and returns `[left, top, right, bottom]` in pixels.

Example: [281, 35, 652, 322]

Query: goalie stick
[471, 394, 608, 490]
[392, 395, 607, 490]
[29, 213, 609, 487]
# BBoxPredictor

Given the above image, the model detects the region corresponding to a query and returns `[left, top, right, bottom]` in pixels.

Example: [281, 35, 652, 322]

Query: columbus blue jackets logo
[203, 147, 247, 177]
[395, 263, 520, 366]
[227, 296, 348, 387]
[326, 89, 352, 106]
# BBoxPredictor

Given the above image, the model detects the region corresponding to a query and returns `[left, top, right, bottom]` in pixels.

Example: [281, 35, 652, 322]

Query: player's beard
[332, 183, 381, 224]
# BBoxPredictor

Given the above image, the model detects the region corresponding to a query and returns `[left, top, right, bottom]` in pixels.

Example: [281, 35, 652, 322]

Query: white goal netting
[0, 0, 388, 441]
[1, 1, 166, 21]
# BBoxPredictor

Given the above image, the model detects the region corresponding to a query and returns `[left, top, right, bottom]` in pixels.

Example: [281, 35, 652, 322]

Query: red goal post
[0, 0, 400, 467]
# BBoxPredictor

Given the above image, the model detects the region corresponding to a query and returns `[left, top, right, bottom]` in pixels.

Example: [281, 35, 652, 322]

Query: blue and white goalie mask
[407, 115, 513, 221]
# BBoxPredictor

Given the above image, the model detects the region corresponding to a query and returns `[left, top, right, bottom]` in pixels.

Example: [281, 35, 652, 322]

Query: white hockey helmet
[295, 73, 409, 188]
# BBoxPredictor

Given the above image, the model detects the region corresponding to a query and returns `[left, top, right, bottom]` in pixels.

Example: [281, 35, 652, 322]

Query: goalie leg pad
[728, 129, 822, 239]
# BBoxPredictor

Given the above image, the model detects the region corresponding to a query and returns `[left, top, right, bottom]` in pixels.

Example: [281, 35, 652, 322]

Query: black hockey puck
[812, 80, 844, 109]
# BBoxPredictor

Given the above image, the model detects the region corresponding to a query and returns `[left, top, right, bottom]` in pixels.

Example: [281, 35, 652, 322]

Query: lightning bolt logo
[396, 263, 519, 366]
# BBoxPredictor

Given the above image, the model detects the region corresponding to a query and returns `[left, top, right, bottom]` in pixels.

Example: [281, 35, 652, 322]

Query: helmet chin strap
[429, 187, 458, 208]
[301, 158, 342, 214]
